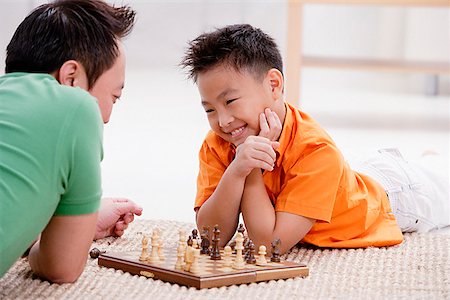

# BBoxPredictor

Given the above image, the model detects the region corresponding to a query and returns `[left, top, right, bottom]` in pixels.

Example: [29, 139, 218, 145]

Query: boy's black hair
[5, 0, 135, 88]
[181, 24, 283, 82]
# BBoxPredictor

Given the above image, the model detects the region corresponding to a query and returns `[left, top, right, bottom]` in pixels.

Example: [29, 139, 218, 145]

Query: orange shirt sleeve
[194, 133, 231, 210]
[275, 139, 344, 223]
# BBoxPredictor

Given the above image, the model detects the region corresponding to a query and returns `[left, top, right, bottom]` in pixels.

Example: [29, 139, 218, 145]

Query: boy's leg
[348, 148, 450, 233]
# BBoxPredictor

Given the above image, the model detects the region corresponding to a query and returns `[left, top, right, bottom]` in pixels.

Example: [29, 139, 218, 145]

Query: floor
[100, 68, 449, 228]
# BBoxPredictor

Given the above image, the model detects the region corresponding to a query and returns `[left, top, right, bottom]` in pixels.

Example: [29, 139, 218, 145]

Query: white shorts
[348, 148, 450, 233]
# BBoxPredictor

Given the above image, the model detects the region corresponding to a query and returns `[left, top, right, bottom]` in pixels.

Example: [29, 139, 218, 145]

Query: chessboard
[98, 249, 309, 289]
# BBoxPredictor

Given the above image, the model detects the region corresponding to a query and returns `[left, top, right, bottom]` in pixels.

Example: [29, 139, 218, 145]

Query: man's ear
[56, 60, 89, 90]
[266, 68, 284, 101]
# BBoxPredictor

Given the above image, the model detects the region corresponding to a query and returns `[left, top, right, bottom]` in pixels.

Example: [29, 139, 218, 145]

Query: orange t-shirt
[195, 103, 403, 248]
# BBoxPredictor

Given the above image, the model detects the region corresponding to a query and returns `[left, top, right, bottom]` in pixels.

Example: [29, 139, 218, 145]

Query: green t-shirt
[0, 73, 103, 276]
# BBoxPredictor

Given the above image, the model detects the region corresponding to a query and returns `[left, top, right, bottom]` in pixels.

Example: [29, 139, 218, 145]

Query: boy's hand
[230, 136, 279, 178]
[95, 197, 143, 240]
[258, 108, 282, 142]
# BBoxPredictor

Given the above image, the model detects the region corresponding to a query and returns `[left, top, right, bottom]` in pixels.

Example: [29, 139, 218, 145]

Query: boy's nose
[218, 112, 234, 128]
[219, 114, 233, 128]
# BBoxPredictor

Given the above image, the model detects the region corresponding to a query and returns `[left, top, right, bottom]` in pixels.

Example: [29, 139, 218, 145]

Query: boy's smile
[197, 65, 276, 146]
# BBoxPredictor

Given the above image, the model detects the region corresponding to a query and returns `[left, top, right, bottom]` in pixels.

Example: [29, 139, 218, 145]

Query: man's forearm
[241, 169, 277, 249]
[196, 166, 246, 246]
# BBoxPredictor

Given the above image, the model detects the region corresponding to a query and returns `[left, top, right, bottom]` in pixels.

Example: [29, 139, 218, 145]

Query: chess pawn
[139, 235, 149, 261]
[256, 245, 268, 266]
[189, 249, 202, 274]
[223, 246, 233, 268]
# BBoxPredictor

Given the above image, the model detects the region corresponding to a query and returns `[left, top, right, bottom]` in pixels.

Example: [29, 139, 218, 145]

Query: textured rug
[1, 219, 449, 300]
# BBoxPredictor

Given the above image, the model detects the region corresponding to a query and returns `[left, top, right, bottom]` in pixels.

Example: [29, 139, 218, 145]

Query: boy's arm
[196, 136, 278, 246]
[28, 213, 98, 283]
[241, 169, 315, 254]
[196, 165, 246, 247]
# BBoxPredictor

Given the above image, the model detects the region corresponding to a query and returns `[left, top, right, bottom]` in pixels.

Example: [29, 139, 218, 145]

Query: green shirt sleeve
[55, 94, 103, 215]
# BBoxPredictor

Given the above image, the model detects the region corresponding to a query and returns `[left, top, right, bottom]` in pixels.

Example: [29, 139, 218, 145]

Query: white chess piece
[223, 246, 233, 268]
[256, 245, 268, 265]
[232, 233, 245, 269]
[139, 235, 149, 261]
[158, 238, 165, 260]
[147, 230, 160, 263]
[175, 244, 184, 270]
[189, 249, 202, 274]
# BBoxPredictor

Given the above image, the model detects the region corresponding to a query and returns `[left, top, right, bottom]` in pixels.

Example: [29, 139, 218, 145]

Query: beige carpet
[1, 219, 449, 300]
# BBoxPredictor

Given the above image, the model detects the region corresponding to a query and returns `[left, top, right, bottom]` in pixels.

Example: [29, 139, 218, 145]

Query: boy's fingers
[259, 113, 270, 138]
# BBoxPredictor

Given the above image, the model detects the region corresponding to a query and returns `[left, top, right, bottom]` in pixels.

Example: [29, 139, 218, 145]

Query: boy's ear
[56, 60, 89, 90]
[266, 68, 284, 101]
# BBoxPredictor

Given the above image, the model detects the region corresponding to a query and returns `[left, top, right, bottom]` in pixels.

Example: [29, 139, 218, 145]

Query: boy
[181, 24, 449, 254]
[0, 0, 142, 282]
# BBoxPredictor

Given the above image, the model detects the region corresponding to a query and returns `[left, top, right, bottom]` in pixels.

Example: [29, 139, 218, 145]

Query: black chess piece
[187, 236, 193, 247]
[210, 224, 221, 260]
[192, 228, 198, 240]
[246, 242, 256, 264]
[200, 226, 211, 255]
[270, 238, 281, 263]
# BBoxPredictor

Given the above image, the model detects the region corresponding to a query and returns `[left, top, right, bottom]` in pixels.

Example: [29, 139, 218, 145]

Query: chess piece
[89, 248, 105, 259]
[175, 244, 184, 270]
[139, 235, 149, 261]
[246, 241, 256, 264]
[200, 226, 210, 255]
[256, 245, 268, 265]
[270, 238, 281, 263]
[184, 244, 195, 272]
[189, 249, 202, 274]
[223, 246, 233, 268]
[192, 228, 199, 241]
[158, 238, 165, 260]
[178, 228, 187, 251]
[210, 224, 221, 260]
[232, 232, 245, 269]
[192, 238, 199, 249]
[237, 223, 245, 236]
[244, 238, 252, 260]
[148, 230, 160, 263]
[187, 236, 193, 247]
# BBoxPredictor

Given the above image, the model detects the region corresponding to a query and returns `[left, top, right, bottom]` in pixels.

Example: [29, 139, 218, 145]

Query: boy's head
[5, 0, 136, 123]
[181, 24, 285, 146]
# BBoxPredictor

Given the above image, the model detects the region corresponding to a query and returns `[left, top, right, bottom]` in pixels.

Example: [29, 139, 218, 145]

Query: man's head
[5, 0, 135, 123]
[181, 24, 285, 146]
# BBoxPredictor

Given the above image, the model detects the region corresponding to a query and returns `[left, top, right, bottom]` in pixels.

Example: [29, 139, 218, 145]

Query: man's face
[89, 43, 126, 123]
[197, 65, 274, 146]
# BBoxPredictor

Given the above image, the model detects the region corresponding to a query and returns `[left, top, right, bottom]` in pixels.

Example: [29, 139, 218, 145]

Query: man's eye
[205, 109, 214, 113]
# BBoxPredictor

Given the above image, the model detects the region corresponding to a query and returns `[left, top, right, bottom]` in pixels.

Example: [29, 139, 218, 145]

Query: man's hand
[95, 197, 143, 240]
[258, 108, 282, 142]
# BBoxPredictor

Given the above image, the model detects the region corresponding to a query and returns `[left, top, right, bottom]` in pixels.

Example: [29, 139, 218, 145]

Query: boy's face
[197, 65, 276, 146]
[89, 43, 126, 124]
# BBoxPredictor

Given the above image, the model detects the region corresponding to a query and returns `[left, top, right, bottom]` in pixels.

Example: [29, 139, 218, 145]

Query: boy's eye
[226, 98, 237, 105]
[205, 109, 214, 113]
